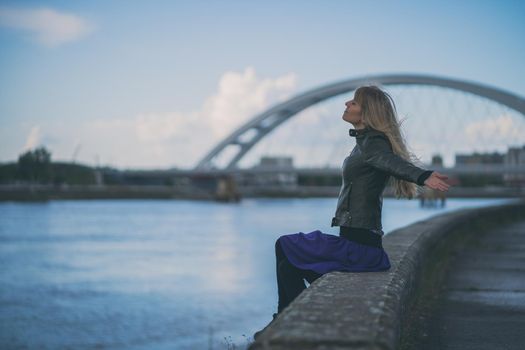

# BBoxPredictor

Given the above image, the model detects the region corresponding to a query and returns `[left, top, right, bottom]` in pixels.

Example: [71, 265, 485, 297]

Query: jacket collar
[349, 126, 373, 137]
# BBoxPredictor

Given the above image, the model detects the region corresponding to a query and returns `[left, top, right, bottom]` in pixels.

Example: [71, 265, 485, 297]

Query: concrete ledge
[249, 199, 525, 350]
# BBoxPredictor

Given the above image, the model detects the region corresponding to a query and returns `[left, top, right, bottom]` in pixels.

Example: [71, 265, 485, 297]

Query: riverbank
[0, 184, 523, 201]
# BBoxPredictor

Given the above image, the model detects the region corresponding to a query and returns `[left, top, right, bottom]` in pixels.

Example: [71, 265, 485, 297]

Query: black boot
[253, 313, 278, 340]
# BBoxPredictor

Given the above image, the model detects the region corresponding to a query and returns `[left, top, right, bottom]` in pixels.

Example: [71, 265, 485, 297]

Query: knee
[275, 237, 285, 259]
[277, 259, 289, 275]
[278, 258, 297, 276]
[275, 237, 283, 256]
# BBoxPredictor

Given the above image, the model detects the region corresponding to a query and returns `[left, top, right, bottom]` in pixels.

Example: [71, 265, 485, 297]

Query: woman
[253, 85, 450, 340]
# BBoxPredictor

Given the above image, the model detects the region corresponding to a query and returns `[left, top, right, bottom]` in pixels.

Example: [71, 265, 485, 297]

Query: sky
[1, 0, 524, 169]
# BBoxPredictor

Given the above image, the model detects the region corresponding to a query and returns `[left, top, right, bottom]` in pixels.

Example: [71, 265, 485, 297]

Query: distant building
[258, 156, 294, 168]
[244, 156, 297, 186]
[505, 146, 525, 165]
[453, 147, 524, 188]
[455, 152, 504, 165]
[504, 145, 525, 187]
[431, 154, 443, 167]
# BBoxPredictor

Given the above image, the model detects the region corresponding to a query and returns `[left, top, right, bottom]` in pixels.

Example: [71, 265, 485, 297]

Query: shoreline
[0, 184, 523, 201]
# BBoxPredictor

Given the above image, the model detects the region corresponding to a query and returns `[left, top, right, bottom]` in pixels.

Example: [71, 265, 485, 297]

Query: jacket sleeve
[417, 170, 434, 186]
[361, 135, 431, 185]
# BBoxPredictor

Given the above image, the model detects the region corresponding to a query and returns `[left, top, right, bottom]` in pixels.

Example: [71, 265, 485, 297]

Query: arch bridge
[195, 73, 525, 171]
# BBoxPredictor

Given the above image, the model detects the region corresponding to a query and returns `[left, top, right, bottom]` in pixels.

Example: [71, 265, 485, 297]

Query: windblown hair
[354, 85, 425, 199]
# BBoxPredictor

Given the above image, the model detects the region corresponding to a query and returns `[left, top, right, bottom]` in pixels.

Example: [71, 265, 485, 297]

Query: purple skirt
[278, 230, 391, 274]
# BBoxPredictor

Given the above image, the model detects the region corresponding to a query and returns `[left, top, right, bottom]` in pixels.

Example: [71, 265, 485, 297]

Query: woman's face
[342, 97, 364, 127]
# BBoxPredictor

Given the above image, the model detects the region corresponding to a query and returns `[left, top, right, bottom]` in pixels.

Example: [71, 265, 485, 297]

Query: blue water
[0, 197, 514, 349]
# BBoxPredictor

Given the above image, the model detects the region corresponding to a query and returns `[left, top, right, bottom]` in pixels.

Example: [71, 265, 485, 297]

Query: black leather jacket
[331, 126, 433, 231]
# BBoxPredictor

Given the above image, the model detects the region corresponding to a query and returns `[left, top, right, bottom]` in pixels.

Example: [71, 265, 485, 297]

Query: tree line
[0, 147, 97, 185]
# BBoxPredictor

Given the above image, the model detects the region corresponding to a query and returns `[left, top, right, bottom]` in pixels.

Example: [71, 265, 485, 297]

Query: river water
[0, 197, 513, 349]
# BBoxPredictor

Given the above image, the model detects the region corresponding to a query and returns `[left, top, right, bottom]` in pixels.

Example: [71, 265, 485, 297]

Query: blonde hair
[354, 85, 424, 199]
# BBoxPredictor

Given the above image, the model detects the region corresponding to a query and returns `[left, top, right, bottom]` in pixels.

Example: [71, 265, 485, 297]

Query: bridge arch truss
[195, 73, 525, 170]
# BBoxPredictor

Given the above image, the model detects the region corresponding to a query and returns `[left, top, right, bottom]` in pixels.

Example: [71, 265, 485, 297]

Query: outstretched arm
[361, 135, 431, 185]
[362, 135, 451, 191]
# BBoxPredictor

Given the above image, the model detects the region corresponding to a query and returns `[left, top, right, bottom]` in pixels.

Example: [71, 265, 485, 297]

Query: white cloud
[0, 7, 95, 47]
[465, 113, 525, 151]
[39, 67, 298, 169]
[23, 125, 41, 150]
[203, 67, 297, 139]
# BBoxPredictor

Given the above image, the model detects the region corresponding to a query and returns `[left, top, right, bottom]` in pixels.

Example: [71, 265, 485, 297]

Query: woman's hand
[424, 171, 451, 192]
